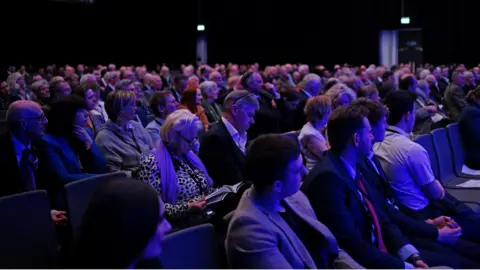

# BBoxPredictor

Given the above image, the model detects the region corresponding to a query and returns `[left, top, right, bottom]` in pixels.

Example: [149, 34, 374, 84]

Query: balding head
[300, 74, 322, 96]
[209, 71, 223, 87]
[7, 100, 47, 141]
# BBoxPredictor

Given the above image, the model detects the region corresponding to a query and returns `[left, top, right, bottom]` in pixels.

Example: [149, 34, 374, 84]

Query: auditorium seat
[159, 223, 223, 269]
[64, 171, 127, 242]
[415, 132, 480, 210]
[446, 123, 480, 179]
[0, 190, 59, 268]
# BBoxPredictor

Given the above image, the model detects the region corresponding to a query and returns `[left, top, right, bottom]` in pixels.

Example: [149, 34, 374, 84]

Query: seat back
[414, 134, 439, 180]
[431, 128, 456, 185]
[0, 191, 59, 268]
[446, 123, 465, 177]
[159, 224, 221, 269]
[65, 172, 127, 242]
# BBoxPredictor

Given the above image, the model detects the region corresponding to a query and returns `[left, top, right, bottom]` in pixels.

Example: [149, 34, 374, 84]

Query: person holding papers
[138, 109, 215, 229]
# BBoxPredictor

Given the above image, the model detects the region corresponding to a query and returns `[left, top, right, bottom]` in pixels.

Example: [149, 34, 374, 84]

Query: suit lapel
[284, 196, 339, 256]
[263, 205, 317, 268]
[327, 151, 365, 204]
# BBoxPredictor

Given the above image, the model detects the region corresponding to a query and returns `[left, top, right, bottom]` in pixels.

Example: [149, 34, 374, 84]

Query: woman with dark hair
[37, 96, 107, 207]
[459, 86, 480, 170]
[74, 178, 171, 268]
[179, 86, 209, 131]
[72, 83, 105, 136]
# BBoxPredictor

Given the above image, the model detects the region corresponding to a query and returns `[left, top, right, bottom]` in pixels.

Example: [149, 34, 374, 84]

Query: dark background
[1, 0, 479, 70]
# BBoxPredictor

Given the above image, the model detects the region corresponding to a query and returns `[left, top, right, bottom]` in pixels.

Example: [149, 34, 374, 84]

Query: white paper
[462, 165, 480, 176]
[456, 179, 480, 188]
[431, 113, 444, 123]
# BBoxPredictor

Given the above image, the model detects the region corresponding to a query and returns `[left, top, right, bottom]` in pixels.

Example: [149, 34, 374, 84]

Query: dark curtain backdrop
[1, 0, 479, 71]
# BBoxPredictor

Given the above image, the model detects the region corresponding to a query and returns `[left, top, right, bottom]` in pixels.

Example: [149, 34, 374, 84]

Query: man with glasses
[199, 90, 259, 187]
[0, 100, 67, 224]
[0, 100, 47, 196]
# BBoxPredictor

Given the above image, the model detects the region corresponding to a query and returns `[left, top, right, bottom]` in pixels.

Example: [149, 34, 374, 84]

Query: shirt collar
[367, 150, 374, 160]
[155, 117, 165, 125]
[222, 117, 240, 138]
[10, 133, 29, 156]
[386, 125, 408, 137]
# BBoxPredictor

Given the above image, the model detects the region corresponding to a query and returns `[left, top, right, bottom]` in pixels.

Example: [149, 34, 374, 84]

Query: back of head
[222, 90, 259, 113]
[74, 177, 160, 268]
[399, 74, 415, 91]
[46, 95, 86, 137]
[466, 85, 480, 104]
[180, 87, 198, 113]
[245, 134, 300, 192]
[327, 105, 368, 153]
[383, 90, 416, 126]
[350, 97, 389, 126]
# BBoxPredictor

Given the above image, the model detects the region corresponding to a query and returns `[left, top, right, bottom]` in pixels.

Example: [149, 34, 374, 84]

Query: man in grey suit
[225, 134, 362, 269]
[444, 71, 466, 122]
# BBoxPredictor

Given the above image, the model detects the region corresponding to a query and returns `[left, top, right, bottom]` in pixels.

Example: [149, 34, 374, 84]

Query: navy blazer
[302, 150, 410, 269]
[459, 102, 480, 170]
[199, 120, 245, 186]
[358, 156, 439, 240]
[37, 130, 107, 183]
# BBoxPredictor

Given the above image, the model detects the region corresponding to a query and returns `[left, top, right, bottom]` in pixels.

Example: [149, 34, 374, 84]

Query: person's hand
[414, 260, 429, 269]
[187, 196, 207, 213]
[425, 105, 437, 115]
[73, 125, 93, 150]
[50, 210, 67, 225]
[427, 216, 458, 228]
[437, 226, 462, 244]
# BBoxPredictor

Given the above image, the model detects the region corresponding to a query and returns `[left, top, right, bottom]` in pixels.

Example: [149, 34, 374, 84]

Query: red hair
[180, 86, 198, 114]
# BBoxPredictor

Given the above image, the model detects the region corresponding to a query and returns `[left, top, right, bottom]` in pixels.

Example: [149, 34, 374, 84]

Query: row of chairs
[0, 172, 223, 268]
[415, 123, 480, 212]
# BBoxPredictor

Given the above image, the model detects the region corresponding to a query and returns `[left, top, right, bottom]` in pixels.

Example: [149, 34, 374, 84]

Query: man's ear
[272, 180, 283, 193]
[352, 132, 360, 148]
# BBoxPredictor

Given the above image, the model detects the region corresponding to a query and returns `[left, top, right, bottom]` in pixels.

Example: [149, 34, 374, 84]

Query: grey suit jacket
[225, 188, 363, 269]
[444, 83, 467, 122]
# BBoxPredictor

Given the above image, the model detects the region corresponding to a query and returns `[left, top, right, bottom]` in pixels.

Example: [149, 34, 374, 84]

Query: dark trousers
[418, 193, 480, 243]
[411, 237, 480, 268]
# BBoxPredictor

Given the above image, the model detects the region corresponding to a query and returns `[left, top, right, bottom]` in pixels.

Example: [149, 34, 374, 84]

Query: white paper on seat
[431, 113, 444, 123]
[462, 165, 480, 176]
[456, 179, 480, 188]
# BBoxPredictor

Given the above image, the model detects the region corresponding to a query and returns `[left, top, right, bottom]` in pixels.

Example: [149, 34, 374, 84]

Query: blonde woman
[95, 90, 153, 175]
[298, 96, 332, 172]
[138, 109, 215, 229]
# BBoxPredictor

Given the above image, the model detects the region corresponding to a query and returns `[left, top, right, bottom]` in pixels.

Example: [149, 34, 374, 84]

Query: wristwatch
[406, 254, 421, 265]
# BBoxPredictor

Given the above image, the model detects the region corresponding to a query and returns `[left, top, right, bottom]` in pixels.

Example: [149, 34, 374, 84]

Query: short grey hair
[31, 79, 49, 92]
[299, 73, 321, 90]
[464, 71, 474, 79]
[199, 81, 217, 95]
[115, 79, 134, 90]
[417, 80, 429, 91]
[49, 76, 64, 85]
[223, 90, 260, 112]
[104, 71, 120, 82]
[325, 83, 357, 103]
[425, 74, 436, 83]
[366, 67, 376, 76]
[80, 74, 97, 85]
[419, 69, 431, 80]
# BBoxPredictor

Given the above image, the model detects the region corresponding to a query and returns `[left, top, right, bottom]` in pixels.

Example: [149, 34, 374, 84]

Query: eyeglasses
[232, 92, 251, 105]
[21, 113, 47, 123]
[177, 131, 198, 147]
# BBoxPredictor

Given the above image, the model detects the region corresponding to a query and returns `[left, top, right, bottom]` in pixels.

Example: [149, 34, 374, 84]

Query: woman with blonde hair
[298, 96, 332, 171]
[95, 90, 153, 176]
[139, 109, 215, 229]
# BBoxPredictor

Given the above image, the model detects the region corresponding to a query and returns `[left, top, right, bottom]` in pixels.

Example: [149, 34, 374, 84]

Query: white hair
[160, 109, 201, 146]
[199, 81, 217, 95]
[298, 64, 309, 73]
[31, 79, 49, 92]
[366, 67, 376, 76]
[325, 83, 357, 103]
[103, 71, 120, 82]
[80, 74, 97, 85]
[419, 69, 431, 80]
[299, 73, 321, 90]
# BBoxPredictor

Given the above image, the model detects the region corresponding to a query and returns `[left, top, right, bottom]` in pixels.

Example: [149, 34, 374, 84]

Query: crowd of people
[1, 61, 480, 268]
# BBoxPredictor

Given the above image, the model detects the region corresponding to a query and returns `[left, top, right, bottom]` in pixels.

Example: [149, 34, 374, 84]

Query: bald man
[0, 100, 47, 196]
